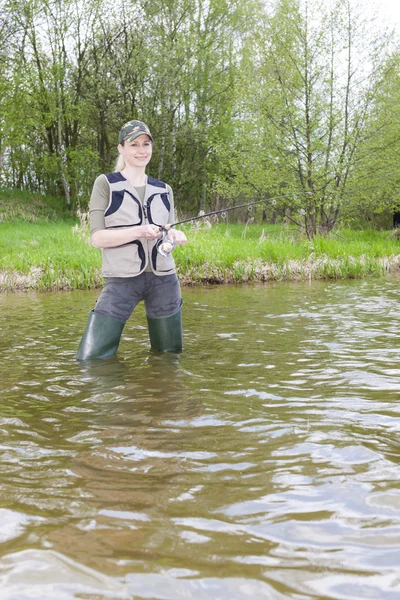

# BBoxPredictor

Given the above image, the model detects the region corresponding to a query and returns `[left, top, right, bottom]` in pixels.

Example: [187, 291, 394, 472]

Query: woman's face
[118, 134, 153, 168]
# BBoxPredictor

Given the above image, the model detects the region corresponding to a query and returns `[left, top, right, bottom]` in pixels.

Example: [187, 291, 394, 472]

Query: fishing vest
[101, 172, 176, 277]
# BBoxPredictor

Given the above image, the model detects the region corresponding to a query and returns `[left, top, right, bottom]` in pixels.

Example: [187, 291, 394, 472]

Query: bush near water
[1, 190, 400, 292]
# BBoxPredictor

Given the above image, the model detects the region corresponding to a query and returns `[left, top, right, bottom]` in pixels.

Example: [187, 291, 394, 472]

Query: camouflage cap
[119, 120, 153, 144]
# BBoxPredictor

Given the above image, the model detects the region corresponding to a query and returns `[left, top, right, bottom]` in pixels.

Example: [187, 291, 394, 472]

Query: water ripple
[1, 281, 400, 599]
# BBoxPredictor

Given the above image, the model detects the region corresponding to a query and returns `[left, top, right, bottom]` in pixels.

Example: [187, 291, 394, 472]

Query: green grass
[1, 199, 400, 290]
[0, 221, 102, 290]
[0, 188, 73, 222]
[173, 223, 400, 283]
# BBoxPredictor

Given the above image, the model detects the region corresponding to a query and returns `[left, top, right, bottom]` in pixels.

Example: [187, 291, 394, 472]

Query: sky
[374, 0, 400, 30]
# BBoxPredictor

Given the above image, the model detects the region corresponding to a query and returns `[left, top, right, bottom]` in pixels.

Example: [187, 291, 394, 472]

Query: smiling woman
[76, 119, 188, 361]
[119, 134, 153, 168]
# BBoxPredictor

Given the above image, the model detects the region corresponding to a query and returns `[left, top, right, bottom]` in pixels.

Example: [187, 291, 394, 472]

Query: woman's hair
[114, 137, 153, 172]
[115, 148, 126, 172]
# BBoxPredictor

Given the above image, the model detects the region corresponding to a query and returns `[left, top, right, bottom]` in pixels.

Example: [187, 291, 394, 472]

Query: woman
[76, 119, 187, 360]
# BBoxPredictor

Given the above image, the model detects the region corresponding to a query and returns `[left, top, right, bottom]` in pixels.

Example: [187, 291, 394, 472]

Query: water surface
[0, 279, 399, 599]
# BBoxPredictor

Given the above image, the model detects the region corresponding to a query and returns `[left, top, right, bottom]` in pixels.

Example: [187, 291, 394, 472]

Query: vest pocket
[150, 241, 176, 273]
[102, 241, 146, 276]
[105, 190, 143, 227]
[147, 193, 170, 226]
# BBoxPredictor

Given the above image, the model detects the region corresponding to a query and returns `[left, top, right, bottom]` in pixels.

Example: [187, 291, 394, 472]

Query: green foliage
[213, 0, 397, 236]
[346, 53, 400, 220]
[0, 0, 399, 233]
[0, 188, 72, 221]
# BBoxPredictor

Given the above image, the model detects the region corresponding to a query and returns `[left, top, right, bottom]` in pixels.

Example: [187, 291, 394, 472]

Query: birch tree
[217, 0, 392, 235]
[343, 52, 400, 226]
[3, 0, 100, 203]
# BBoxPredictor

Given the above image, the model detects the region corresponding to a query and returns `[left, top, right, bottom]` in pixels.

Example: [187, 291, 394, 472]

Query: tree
[215, 0, 394, 236]
[141, 0, 248, 217]
[0, 0, 18, 180]
[2, 0, 102, 204]
[1, 0, 397, 228]
[343, 51, 400, 227]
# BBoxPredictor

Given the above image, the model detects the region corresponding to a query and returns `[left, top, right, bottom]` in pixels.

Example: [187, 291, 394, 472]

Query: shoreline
[1, 254, 400, 292]
[2, 220, 400, 292]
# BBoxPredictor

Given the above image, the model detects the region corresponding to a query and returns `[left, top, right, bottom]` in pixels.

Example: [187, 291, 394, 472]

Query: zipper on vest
[143, 200, 150, 222]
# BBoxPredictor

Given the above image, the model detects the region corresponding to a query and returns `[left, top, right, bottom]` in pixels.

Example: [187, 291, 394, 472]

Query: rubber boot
[147, 306, 183, 352]
[76, 311, 125, 361]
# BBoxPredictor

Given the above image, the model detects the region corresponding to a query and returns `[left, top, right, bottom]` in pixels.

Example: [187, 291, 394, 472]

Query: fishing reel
[157, 228, 176, 257]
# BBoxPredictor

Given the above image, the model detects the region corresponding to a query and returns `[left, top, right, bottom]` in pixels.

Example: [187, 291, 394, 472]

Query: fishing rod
[157, 191, 312, 255]
[165, 191, 312, 229]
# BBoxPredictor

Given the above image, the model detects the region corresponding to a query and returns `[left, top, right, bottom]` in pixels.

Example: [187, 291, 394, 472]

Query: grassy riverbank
[1, 188, 399, 290]
[1, 217, 400, 291]
[178, 224, 400, 283]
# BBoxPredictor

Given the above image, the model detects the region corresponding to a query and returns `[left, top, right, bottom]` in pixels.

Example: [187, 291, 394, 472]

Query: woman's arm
[92, 225, 161, 248]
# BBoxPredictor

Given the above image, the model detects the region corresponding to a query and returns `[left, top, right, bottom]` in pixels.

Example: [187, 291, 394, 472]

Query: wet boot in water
[146, 306, 183, 352]
[76, 311, 125, 361]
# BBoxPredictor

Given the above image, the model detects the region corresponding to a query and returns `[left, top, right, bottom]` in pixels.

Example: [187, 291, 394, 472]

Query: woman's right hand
[137, 224, 162, 240]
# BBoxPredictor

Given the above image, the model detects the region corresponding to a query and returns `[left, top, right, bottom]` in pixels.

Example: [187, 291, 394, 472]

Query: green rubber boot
[76, 311, 125, 361]
[147, 306, 183, 352]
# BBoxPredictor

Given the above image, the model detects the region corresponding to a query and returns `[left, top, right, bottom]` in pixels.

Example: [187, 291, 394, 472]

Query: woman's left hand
[168, 229, 187, 246]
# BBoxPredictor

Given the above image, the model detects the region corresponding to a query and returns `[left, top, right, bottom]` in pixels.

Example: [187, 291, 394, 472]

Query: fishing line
[157, 191, 312, 256]
[168, 191, 312, 229]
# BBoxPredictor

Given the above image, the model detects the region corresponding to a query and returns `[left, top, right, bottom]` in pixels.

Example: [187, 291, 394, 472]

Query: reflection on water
[0, 280, 400, 599]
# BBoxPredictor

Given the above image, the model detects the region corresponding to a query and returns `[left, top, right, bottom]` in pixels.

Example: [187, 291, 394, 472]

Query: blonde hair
[115, 153, 126, 172]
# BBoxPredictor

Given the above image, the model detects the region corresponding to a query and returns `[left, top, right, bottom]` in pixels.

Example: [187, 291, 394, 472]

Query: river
[0, 279, 399, 599]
